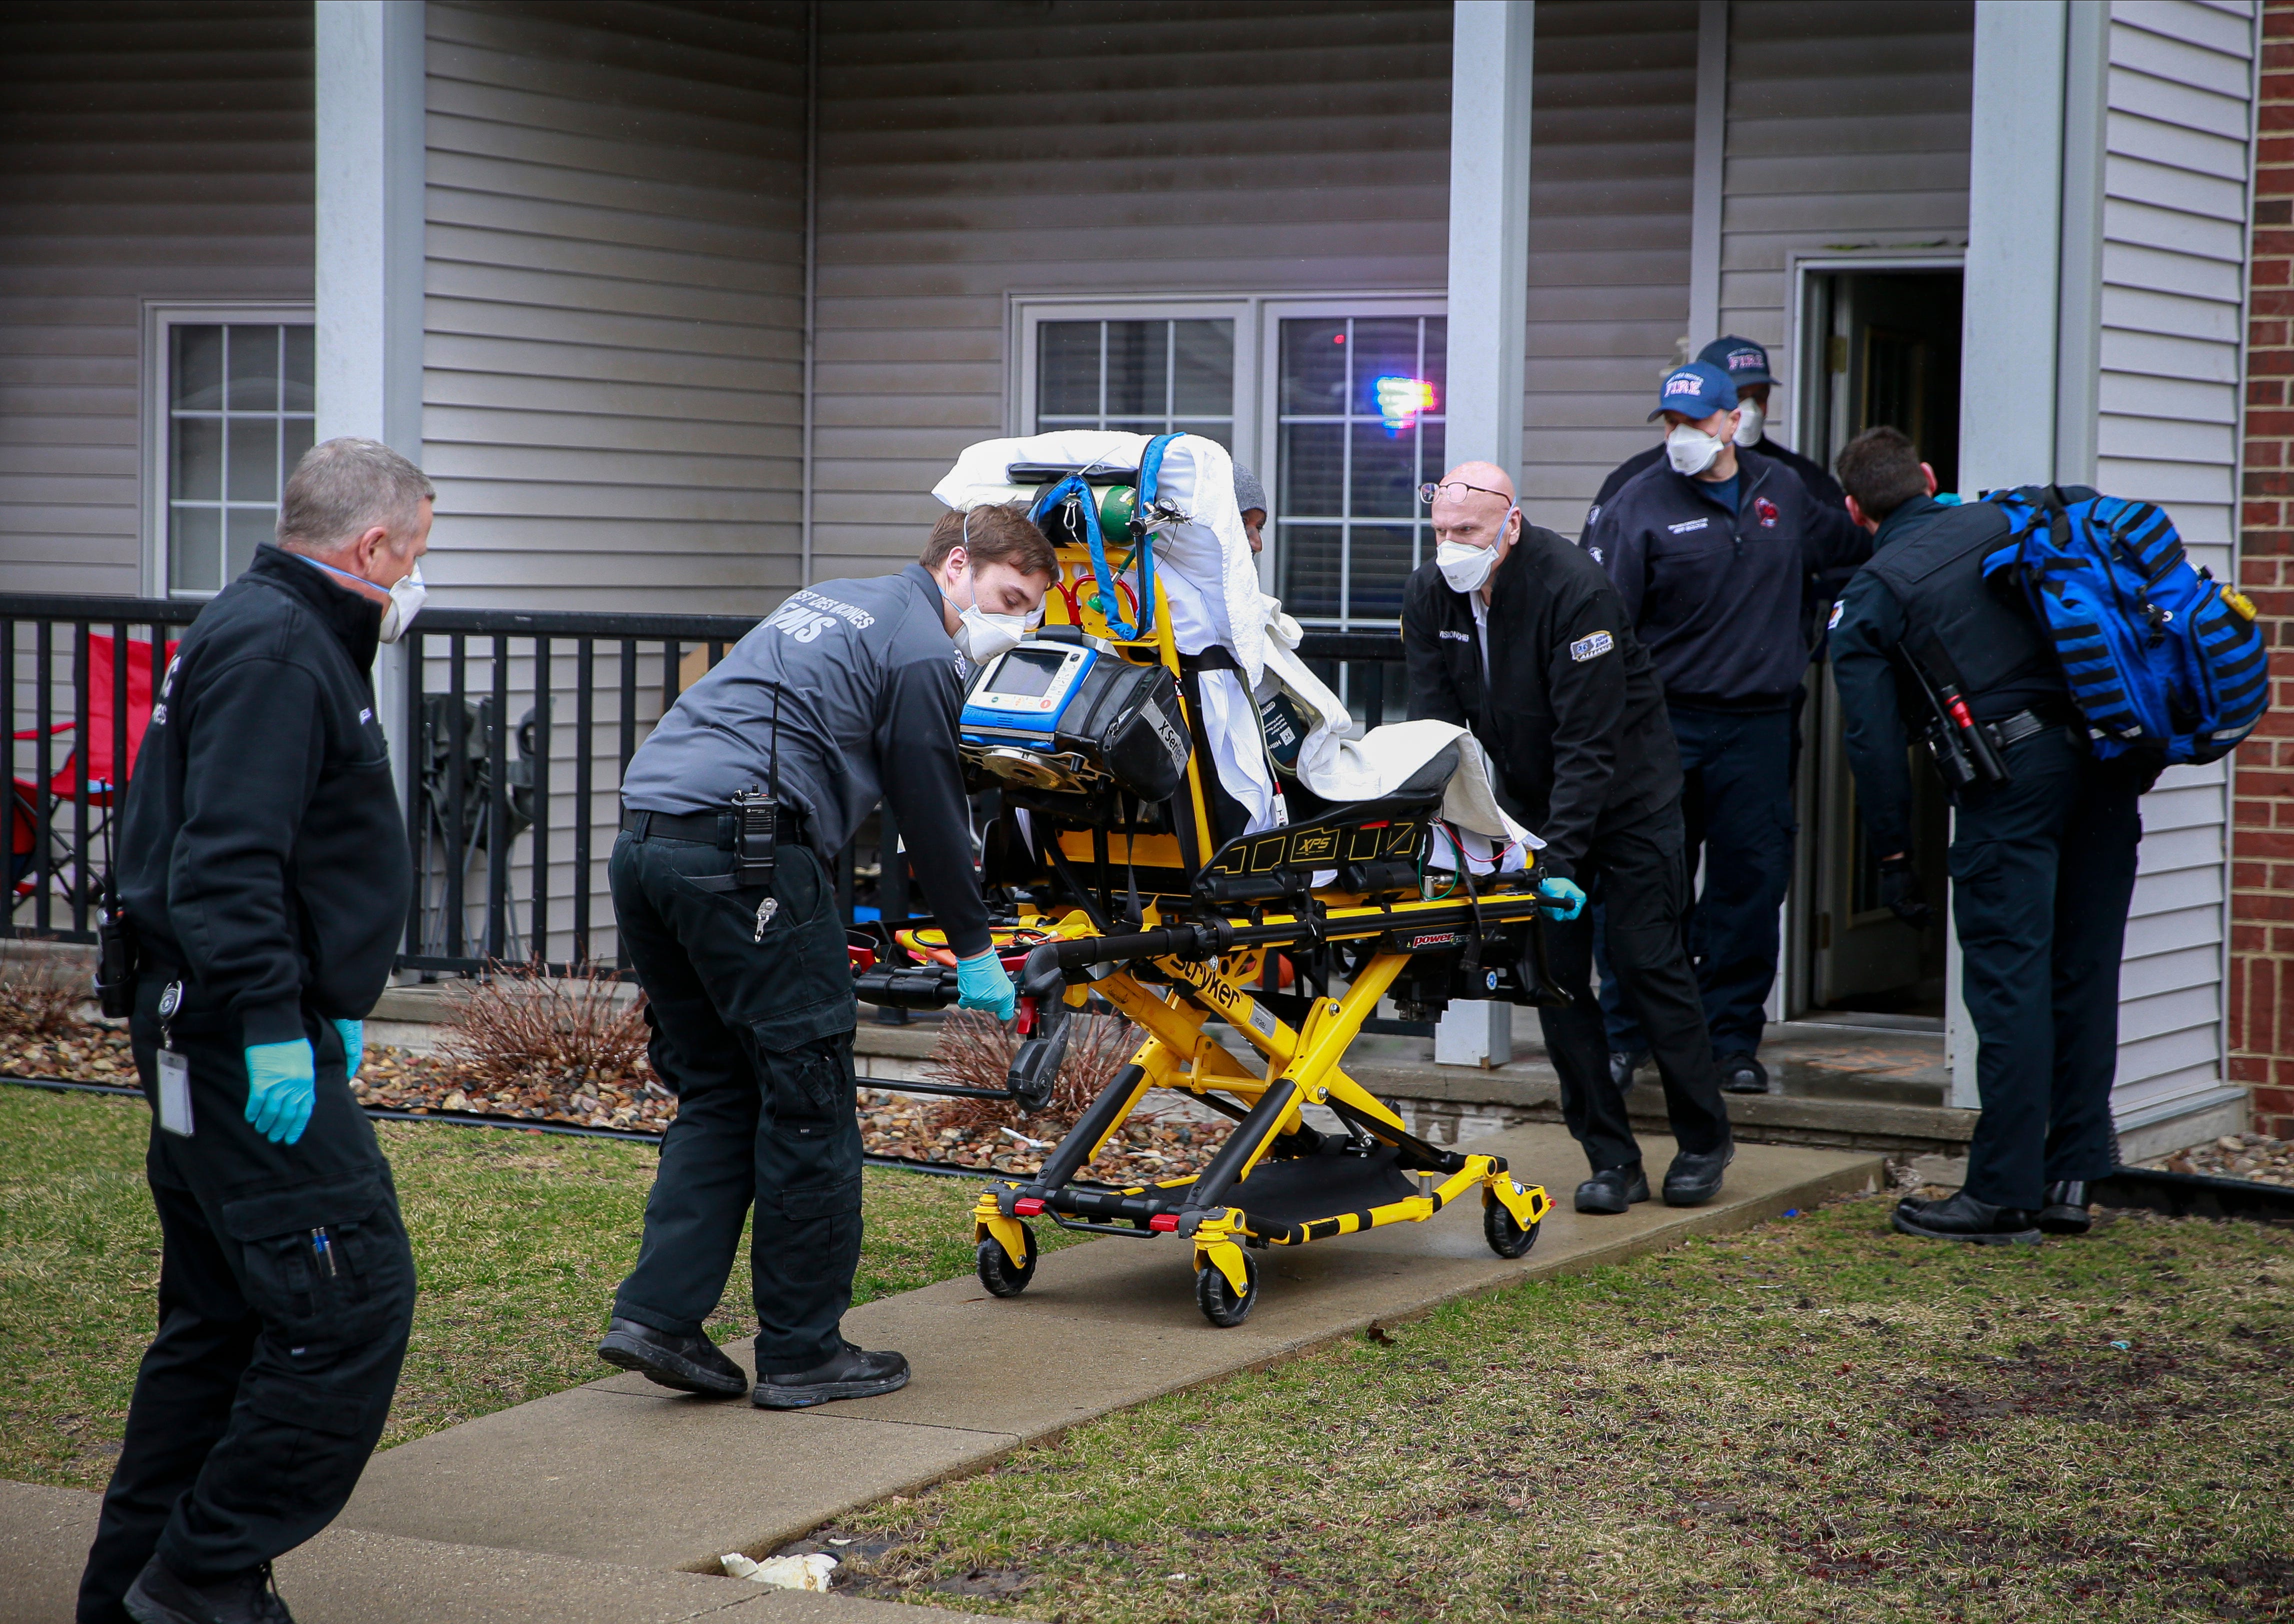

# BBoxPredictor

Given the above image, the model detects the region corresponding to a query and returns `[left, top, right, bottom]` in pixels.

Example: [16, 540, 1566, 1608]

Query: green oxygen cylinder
[1098, 484, 1138, 540]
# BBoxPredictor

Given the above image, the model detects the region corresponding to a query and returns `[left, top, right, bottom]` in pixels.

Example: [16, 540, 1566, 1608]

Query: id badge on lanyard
[155, 980, 192, 1137]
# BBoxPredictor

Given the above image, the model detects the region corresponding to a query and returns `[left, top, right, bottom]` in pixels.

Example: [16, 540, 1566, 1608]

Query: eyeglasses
[1418, 480, 1511, 507]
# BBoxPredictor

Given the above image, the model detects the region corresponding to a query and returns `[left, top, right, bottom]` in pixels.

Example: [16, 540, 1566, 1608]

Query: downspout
[800, 0, 819, 589]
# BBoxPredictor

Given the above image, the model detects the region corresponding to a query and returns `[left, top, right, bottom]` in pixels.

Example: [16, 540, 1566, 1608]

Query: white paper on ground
[156, 1048, 194, 1137]
[722, 1553, 838, 1591]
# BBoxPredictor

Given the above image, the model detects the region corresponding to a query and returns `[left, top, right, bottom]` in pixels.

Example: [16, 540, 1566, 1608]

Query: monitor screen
[984, 647, 1069, 700]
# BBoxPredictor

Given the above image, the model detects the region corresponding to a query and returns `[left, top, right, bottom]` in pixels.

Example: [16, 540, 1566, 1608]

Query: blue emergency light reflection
[1372, 375, 1438, 435]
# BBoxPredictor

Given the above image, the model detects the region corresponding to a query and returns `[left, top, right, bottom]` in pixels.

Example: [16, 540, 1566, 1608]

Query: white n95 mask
[954, 603, 1028, 664]
[1436, 540, 1498, 594]
[378, 563, 426, 644]
[1666, 424, 1726, 477]
[1734, 399, 1765, 448]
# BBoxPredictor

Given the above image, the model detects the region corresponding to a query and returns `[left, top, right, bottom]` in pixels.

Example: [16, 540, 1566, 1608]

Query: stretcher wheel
[977, 1225, 1038, 1297]
[1484, 1195, 1540, 1259]
[1194, 1251, 1259, 1328]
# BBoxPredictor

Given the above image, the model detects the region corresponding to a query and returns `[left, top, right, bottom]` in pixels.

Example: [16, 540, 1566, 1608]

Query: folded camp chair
[8, 632, 176, 899]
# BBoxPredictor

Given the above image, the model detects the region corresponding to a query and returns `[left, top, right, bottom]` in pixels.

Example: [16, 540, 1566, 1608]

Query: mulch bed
[0, 1020, 1228, 1186]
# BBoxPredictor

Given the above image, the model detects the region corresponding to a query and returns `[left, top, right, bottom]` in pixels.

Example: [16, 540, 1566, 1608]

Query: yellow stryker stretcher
[854, 457, 1560, 1328]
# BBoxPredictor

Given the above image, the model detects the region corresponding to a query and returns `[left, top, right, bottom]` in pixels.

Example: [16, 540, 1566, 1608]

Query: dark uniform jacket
[619, 562, 991, 956]
[1402, 524, 1680, 881]
[1829, 493, 2080, 859]
[118, 545, 412, 1048]
[1584, 447, 1870, 712]
[1588, 438, 1869, 654]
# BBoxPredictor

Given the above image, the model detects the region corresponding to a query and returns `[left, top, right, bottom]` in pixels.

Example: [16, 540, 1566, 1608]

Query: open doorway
[1790, 266, 1963, 1023]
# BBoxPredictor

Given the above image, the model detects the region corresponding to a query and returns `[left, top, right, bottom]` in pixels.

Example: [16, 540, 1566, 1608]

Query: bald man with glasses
[1402, 462, 1734, 1213]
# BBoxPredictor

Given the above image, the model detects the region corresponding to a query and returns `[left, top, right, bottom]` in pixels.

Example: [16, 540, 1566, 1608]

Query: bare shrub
[0, 944, 88, 1037]
[924, 1009, 1138, 1135]
[436, 961, 653, 1094]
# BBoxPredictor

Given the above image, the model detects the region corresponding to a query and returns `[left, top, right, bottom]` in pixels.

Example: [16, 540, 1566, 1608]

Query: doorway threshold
[1788, 1011, 1946, 1035]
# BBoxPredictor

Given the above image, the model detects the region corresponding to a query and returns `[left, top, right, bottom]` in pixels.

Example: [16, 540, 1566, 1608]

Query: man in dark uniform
[1586, 338, 1866, 1091]
[597, 505, 1056, 1407]
[1830, 427, 2154, 1245]
[1584, 362, 1870, 1097]
[1404, 460, 1733, 1213]
[80, 438, 428, 1624]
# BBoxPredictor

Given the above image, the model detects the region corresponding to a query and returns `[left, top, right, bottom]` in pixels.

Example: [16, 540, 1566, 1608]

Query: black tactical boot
[1573, 1163, 1650, 1215]
[752, 1339, 911, 1410]
[598, 1317, 748, 1397]
[2037, 1180, 2094, 1235]
[1892, 1189, 2042, 1246]
[124, 1558, 294, 1624]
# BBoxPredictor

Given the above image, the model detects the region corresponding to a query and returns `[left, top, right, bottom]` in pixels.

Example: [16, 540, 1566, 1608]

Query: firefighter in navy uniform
[1828, 427, 2155, 1245]
[596, 505, 1056, 1408]
[1584, 361, 1870, 1098]
[1404, 461, 1734, 1214]
[78, 439, 430, 1624]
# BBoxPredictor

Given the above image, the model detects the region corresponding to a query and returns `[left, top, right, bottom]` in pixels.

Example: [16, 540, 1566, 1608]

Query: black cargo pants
[79, 986, 416, 1624]
[1536, 809, 1734, 1176]
[608, 820, 862, 1374]
[1950, 729, 2146, 1209]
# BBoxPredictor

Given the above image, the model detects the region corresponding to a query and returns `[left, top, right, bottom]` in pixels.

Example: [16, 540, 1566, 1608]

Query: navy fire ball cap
[1698, 335, 1775, 388]
[1649, 360, 1738, 422]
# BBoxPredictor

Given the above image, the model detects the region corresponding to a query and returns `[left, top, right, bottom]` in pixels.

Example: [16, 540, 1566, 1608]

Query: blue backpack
[1980, 486, 2266, 766]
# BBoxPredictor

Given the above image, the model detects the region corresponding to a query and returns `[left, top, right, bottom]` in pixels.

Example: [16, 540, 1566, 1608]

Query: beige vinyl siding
[0, 0, 313, 597]
[1521, 1, 1697, 537]
[810, 0, 1453, 576]
[2099, 0, 2255, 1120]
[1718, 0, 1975, 431]
[422, 0, 807, 613]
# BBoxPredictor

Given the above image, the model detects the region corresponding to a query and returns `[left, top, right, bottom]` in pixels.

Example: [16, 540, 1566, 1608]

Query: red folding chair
[10, 633, 178, 896]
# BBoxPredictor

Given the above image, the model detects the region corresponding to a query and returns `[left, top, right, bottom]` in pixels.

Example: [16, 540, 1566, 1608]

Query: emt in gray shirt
[598, 504, 1057, 1411]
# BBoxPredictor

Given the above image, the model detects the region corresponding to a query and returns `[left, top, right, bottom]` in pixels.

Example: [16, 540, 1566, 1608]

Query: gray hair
[277, 437, 434, 553]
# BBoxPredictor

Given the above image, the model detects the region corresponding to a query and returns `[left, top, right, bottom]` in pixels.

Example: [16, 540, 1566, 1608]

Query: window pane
[1171, 319, 1233, 415]
[1418, 421, 1447, 487]
[226, 325, 278, 411]
[1349, 422, 1416, 518]
[170, 506, 220, 593]
[1281, 319, 1348, 415]
[1172, 419, 1231, 450]
[1349, 525, 1417, 620]
[1422, 317, 1448, 396]
[1104, 321, 1167, 419]
[1280, 423, 1344, 517]
[1279, 523, 1342, 620]
[1349, 317, 1424, 418]
[1106, 419, 1163, 439]
[1038, 323, 1101, 418]
[173, 325, 223, 410]
[282, 416, 315, 480]
[172, 417, 221, 501]
[281, 326, 314, 411]
[227, 417, 278, 501]
[226, 508, 272, 580]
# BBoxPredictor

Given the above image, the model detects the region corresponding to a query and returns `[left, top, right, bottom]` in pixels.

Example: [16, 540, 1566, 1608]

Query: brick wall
[2234, 0, 2294, 1139]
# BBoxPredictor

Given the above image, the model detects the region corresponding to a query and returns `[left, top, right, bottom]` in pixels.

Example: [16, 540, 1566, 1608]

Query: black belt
[1982, 709, 2076, 752]
[622, 805, 808, 849]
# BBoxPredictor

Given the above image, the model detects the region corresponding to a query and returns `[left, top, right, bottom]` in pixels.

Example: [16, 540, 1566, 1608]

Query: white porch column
[1438, 0, 1532, 1068]
[1960, 0, 2068, 494]
[315, 0, 426, 805]
[1685, 0, 1728, 355]
[1445, 0, 1534, 487]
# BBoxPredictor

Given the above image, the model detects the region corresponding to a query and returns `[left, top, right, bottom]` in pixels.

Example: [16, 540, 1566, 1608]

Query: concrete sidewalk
[339, 1124, 1878, 1572]
[5, 1124, 1878, 1621]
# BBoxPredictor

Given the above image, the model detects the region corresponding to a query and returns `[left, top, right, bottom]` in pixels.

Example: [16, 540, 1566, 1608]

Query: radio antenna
[768, 680, 782, 804]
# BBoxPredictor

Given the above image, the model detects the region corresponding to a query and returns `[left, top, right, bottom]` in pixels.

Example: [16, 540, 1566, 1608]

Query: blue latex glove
[954, 948, 1018, 1023]
[334, 1018, 364, 1081]
[244, 1039, 316, 1146]
[1536, 876, 1588, 922]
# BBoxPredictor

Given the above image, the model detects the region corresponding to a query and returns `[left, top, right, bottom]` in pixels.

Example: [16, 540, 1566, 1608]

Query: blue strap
[1026, 434, 1184, 643]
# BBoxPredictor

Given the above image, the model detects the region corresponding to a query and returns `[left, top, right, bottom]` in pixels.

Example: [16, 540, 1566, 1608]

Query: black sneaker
[598, 1317, 748, 1397]
[1607, 1048, 1649, 1090]
[1718, 1053, 1770, 1094]
[1891, 1189, 2041, 1246]
[2038, 1180, 2094, 1235]
[752, 1339, 911, 1410]
[124, 1558, 294, 1624]
[1573, 1163, 1650, 1215]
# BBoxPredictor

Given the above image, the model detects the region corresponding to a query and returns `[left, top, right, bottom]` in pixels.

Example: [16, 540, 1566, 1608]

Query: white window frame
[140, 299, 316, 599]
[1008, 291, 1445, 608]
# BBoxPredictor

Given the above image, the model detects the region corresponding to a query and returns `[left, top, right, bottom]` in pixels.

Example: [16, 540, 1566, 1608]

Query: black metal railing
[2, 592, 1406, 978]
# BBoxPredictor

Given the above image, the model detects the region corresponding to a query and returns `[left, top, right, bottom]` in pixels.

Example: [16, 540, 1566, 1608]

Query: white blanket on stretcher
[932, 431, 1540, 868]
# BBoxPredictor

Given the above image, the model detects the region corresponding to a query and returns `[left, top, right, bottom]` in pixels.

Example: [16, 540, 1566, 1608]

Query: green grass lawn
[833, 1190, 2294, 1624]
[0, 1084, 1054, 1488]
